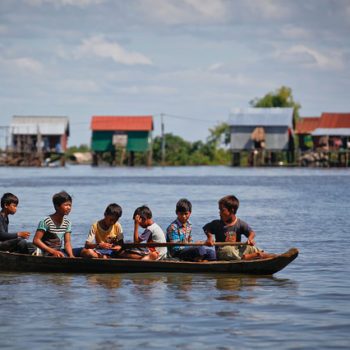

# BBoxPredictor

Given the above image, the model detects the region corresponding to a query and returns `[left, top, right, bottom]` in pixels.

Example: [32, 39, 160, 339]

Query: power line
[154, 113, 221, 123]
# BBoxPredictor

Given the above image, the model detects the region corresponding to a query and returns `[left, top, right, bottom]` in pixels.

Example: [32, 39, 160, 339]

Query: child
[33, 191, 75, 257]
[132, 205, 167, 260]
[81, 203, 124, 259]
[167, 198, 215, 261]
[203, 195, 274, 260]
[0, 193, 35, 254]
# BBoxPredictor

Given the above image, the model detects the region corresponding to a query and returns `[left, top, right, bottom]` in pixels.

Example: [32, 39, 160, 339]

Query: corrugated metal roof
[229, 108, 294, 127]
[11, 116, 69, 135]
[295, 117, 320, 134]
[319, 113, 350, 128]
[91, 116, 153, 131]
[312, 128, 350, 136]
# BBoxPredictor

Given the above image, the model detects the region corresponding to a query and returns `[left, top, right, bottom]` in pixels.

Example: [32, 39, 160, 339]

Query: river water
[0, 165, 349, 349]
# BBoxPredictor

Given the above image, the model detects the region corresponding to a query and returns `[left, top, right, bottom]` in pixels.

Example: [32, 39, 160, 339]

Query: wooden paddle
[121, 241, 249, 248]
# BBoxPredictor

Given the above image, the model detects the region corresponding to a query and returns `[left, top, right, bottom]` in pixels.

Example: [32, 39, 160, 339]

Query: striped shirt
[37, 216, 72, 250]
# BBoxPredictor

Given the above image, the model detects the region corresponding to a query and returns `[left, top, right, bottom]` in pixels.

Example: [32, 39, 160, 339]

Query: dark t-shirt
[202, 218, 252, 243]
[0, 213, 18, 241]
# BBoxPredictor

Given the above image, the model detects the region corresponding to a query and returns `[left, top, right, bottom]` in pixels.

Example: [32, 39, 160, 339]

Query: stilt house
[228, 108, 294, 166]
[90, 115, 153, 166]
[10, 116, 69, 153]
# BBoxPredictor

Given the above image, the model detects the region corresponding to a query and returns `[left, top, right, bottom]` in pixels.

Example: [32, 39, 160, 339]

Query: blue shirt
[166, 219, 192, 257]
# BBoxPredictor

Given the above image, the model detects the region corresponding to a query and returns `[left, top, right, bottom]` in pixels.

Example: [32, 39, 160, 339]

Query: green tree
[250, 86, 301, 127]
[151, 131, 231, 166]
[207, 122, 230, 146]
[152, 133, 192, 165]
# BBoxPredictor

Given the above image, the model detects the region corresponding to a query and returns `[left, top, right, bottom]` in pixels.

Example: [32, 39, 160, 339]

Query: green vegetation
[152, 123, 231, 166]
[250, 86, 301, 126]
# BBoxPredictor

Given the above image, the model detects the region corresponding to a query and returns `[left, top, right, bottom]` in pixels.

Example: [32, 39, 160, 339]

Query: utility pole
[161, 113, 165, 166]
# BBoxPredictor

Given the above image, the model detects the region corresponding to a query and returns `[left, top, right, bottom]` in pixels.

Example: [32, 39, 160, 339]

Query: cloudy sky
[1, 0, 349, 146]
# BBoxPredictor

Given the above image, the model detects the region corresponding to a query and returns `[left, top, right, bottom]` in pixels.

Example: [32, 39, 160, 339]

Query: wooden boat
[0, 248, 298, 275]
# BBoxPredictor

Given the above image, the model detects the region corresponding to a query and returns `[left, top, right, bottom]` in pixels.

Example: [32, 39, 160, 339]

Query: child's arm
[205, 231, 215, 246]
[17, 231, 31, 239]
[33, 230, 65, 258]
[64, 232, 74, 258]
[246, 231, 256, 246]
[111, 239, 123, 252]
[133, 215, 142, 243]
[0, 216, 30, 240]
[166, 224, 180, 243]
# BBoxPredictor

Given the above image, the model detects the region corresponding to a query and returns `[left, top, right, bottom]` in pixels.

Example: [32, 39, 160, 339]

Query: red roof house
[90, 115, 154, 153]
[295, 117, 320, 134]
[91, 116, 153, 131]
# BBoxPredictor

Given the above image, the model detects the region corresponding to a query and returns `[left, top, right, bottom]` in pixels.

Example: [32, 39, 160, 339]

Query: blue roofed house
[228, 108, 295, 166]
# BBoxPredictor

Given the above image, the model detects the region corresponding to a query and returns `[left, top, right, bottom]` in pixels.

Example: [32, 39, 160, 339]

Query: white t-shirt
[139, 222, 167, 259]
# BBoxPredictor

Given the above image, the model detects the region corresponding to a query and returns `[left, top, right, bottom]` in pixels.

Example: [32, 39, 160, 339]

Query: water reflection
[82, 273, 297, 298]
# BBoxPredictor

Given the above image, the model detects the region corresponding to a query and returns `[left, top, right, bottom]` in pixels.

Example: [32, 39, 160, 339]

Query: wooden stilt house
[90, 115, 153, 166]
[228, 108, 294, 166]
[8, 116, 69, 166]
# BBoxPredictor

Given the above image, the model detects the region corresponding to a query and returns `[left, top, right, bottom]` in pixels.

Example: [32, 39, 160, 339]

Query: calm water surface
[0, 166, 349, 349]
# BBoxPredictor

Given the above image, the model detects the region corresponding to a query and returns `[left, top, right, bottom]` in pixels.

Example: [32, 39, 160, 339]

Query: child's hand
[247, 238, 255, 246]
[112, 245, 122, 252]
[134, 214, 142, 225]
[98, 242, 113, 249]
[51, 250, 65, 258]
[205, 239, 214, 246]
[18, 231, 30, 239]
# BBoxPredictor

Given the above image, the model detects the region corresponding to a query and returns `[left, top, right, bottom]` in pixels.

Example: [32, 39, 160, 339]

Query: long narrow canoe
[0, 248, 298, 275]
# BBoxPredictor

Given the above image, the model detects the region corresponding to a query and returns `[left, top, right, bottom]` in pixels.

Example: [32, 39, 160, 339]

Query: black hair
[218, 195, 239, 214]
[104, 203, 122, 219]
[133, 205, 152, 220]
[52, 191, 72, 209]
[1, 193, 19, 209]
[176, 198, 192, 213]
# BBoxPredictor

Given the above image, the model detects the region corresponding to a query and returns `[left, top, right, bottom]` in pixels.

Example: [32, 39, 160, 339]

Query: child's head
[103, 203, 122, 226]
[1, 193, 19, 214]
[176, 198, 192, 224]
[133, 205, 152, 228]
[218, 195, 239, 216]
[52, 191, 72, 215]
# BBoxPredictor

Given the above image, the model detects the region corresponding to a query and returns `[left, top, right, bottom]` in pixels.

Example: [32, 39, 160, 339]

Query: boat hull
[0, 248, 298, 275]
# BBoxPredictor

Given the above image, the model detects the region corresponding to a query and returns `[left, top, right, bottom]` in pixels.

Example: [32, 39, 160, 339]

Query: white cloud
[137, 0, 228, 24]
[184, 0, 227, 20]
[25, 0, 104, 7]
[4, 57, 44, 73]
[246, 0, 291, 19]
[275, 45, 344, 70]
[208, 62, 224, 71]
[118, 85, 177, 95]
[77, 36, 152, 65]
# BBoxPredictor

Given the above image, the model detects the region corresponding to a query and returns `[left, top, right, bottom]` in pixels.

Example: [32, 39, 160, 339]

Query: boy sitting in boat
[81, 203, 125, 259]
[203, 195, 274, 260]
[0, 193, 36, 254]
[129, 205, 167, 260]
[33, 191, 75, 257]
[167, 198, 215, 261]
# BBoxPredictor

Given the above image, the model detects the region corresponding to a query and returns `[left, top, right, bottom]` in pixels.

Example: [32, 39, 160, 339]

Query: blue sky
[1, 0, 349, 146]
